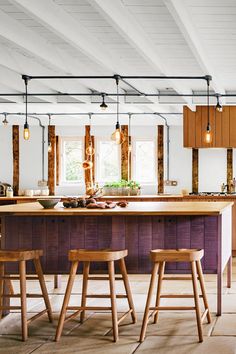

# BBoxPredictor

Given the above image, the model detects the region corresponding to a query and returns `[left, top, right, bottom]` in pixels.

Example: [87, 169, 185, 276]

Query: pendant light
[23, 77, 30, 140]
[216, 94, 223, 112]
[204, 77, 212, 144]
[48, 114, 52, 153]
[100, 93, 108, 110]
[2, 113, 8, 126]
[85, 114, 95, 156]
[111, 76, 124, 145]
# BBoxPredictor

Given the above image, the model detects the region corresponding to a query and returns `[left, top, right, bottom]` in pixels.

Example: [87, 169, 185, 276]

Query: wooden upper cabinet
[183, 105, 236, 148]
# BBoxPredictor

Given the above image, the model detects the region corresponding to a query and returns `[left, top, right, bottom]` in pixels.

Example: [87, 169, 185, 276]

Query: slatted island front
[0, 201, 233, 315]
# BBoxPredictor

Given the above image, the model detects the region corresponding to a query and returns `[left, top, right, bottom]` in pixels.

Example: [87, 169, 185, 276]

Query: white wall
[0, 124, 232, 195]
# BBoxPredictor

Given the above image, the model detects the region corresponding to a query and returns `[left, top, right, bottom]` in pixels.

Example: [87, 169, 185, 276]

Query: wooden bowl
[37, 198, 61, 209]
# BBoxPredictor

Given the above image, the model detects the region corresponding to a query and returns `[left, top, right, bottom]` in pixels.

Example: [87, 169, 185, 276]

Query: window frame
[95, 137, 121, 184]
[59, 136, 84, 186]
[131, 136, 157, 185]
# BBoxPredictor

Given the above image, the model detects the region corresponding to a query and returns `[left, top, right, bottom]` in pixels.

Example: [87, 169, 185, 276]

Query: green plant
[104, 179, 140, 189]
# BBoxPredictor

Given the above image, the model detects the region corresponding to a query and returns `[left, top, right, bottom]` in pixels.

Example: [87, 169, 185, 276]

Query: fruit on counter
[117, 201, 129, 208]
[86, 198, 96, 205]
[63, 197, 86, 208]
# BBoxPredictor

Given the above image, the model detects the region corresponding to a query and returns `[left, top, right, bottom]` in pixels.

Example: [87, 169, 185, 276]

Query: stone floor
[1, 261, 236, 354]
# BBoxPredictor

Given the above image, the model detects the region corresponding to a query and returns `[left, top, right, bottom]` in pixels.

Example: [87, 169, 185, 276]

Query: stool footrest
[67, 306, 112, 311]
[150, 306, 196, 311]
[0, 276, 38, 281]
[2, 293, 44, 298]
[160, 294, 203, 299]
[27, 309, 48, 324]
[0, 305, 21, 310]
[87, 276, 123, 281]
[85, 294, 127, 299]
[162, 276, 199, 281]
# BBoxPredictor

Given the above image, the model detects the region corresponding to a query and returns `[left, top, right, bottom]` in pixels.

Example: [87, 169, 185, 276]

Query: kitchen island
[0, 201, 233, 316]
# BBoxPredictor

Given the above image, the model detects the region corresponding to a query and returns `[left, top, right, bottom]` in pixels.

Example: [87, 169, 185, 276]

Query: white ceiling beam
[164, 0, 225, 96]
[10, 0, 178, 114]
[88, 0, 195, 110]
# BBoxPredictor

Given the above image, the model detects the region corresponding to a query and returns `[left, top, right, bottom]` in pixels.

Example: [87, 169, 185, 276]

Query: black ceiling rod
[1, 111, 183, 117]
[22, 74, 211, 81]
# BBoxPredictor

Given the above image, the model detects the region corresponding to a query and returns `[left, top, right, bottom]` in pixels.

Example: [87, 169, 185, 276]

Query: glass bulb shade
[2, 118, 8, 126]
[86, 144, 95, 156]
[100, 102, 108, 110]
[128, 144, 132, 152]
[111, 128, 125, 145]
[204, 129, 212, 144]
[82, 160, 93, 170]
[216, 104, 223, 112]
[23, 122, 30, 140]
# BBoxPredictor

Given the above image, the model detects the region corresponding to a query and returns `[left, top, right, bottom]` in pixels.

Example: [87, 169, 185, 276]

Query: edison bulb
[23, 123, 30, 140]
[48, 142, 52, 153]
[111, 128, 124, 145]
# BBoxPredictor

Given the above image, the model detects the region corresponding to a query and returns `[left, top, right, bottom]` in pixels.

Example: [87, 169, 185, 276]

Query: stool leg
[196, 260, 211, 324]
[139, 262, 159, 343]
[119, 258, 137, 324]
[80, 261, 90, 324]
[54, 275, 62, 289]
[55, 261, 79, 342]
[19, 260, 27, 341]
[33, 258, 53, 323]
[190, 261, 203, 343]
[108, 260, 118, 342]
[0, 262, 4, 319]
[154, 261, 165, 324]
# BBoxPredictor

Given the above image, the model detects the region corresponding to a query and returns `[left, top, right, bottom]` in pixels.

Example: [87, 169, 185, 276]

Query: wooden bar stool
[0, 249, 53, 341]
[140, 249, 211, 343]
[55, 249, 136, 342]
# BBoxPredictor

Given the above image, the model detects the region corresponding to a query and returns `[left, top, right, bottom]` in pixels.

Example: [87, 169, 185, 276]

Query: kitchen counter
[0, 200, 232, 316]
[0, 201, 232, 216]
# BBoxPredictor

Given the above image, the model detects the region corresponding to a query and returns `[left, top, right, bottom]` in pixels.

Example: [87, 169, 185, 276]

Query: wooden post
[56, 136, 60, 186]
[121, 125, 129, 181]
[158, 125, 164, 194]
[227, 148, 233, 190]
[192, 148, 198, 194]
[84, 126, 95, 194]
[48, 126, 55, 195]
[12, 125, 19, 196]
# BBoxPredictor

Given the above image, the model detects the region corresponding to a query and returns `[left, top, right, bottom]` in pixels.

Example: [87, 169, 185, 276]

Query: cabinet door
[222, 106, 230, 147]
[215, 109, 222, 147]
[229, 107, 236, 147]
[183, 106, 196, 147]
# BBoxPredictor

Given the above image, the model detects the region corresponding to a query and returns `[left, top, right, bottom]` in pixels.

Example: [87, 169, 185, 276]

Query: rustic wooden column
[158, 125, 164, 194]
[192, 148, 199, 194]
[48, 125, 56, 195]
[84, 126, 95, 193]
[56, 136, 60, 186]
[121, 125, 129, 180]
[12, 125, 19, 195]
[227, 148, 233, 188]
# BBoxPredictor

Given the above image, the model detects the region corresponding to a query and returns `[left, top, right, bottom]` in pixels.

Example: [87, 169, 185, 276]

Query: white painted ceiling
[0, 0, 234, 125]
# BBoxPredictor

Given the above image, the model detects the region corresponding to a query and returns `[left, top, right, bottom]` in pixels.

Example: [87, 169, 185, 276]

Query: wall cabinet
[183, 106, 236, 148]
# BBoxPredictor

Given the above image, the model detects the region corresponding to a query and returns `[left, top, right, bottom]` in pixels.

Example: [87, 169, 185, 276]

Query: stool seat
[69, 249, 128, 262]
[0, 249, 43, 262]
[150, 249, 203, 262]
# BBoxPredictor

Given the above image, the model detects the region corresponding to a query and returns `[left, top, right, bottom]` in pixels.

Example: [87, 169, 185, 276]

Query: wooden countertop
[0, 201, 232, 216]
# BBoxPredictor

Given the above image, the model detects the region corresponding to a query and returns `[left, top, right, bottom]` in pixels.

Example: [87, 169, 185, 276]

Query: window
[61, 137, 84, 184]
[96, 139, 121, 183]
[132, 139, 156, 183]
